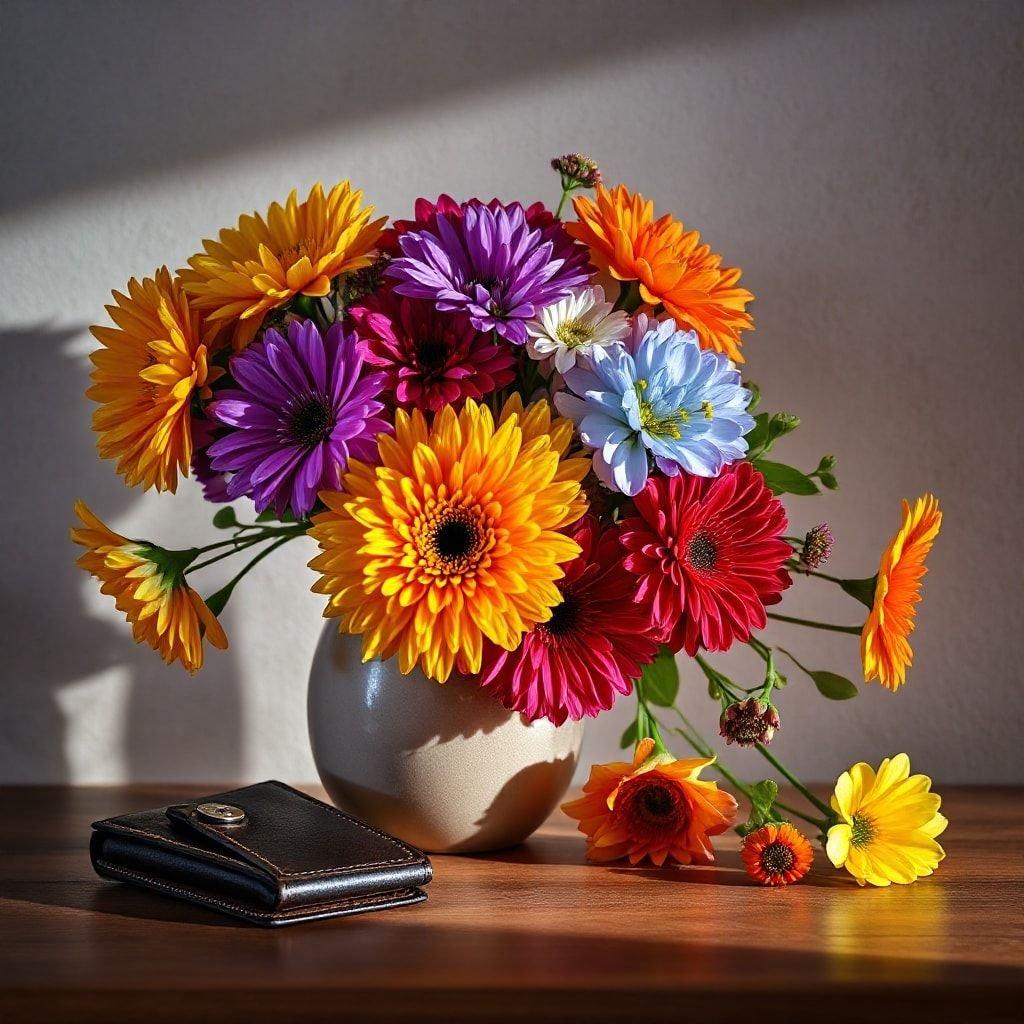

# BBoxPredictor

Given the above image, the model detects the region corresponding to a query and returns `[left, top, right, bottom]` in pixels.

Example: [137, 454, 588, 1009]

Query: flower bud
[799, 522, 834, 572]
[551, 153, 602, 190]
[719, 697, 781, 747]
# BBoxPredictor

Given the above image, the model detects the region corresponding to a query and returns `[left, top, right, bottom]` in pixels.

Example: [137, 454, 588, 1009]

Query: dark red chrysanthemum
[619, 462, 792, 655]
[348, 289, 515, 413]
[476, 515, 660, 725]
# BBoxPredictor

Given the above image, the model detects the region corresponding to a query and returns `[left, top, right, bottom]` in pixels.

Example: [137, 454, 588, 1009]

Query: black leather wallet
[90, 780, 432, 926]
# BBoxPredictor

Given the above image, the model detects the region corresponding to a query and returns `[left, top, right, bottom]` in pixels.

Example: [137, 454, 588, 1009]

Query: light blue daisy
[553, 317, 754, 496]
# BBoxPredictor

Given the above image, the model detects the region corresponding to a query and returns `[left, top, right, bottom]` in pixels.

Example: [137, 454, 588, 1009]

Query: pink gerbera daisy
[349, 289, 515, 412]
[619, 462, 792, 655]
[476, 515, 660, 725]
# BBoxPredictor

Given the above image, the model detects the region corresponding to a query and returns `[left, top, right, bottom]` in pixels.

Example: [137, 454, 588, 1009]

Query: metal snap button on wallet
[90, 780, 432, 926]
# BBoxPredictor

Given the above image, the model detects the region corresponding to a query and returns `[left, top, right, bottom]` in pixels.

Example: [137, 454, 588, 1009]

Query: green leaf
[212, 507, 238, 529]
[641, 647, 680, 706]
[839, 575, 878, 610]
[619, 721, 638, 750]
[816, 454, 837, 474]
[809, 670, 859, 700]
[743, 413, 771, 457]
[818, 472, 839, 491]
[755, 460, 820, 496]
[746, 381, 762, 413]
[736, 779, 785, 837]
[767, 413, 801, 443]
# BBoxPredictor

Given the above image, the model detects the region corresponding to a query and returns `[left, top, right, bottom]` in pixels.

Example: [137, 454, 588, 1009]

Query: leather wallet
[90, 780, 432, 926]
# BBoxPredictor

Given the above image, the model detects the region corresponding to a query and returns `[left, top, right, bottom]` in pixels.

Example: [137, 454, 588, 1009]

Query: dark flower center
[686, 531, 717, 571]
[543, 594, 579, 637]
[287, 394, 335, 448]
[433, 519, 477, 561]
[416, 337, 450, 372]
[637, 783, 677, 821]
[760, 841, 795, 874]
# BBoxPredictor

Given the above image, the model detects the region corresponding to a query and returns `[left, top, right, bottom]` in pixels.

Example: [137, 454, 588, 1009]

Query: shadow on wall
[1, 0, 880, 214]
[0, 327, 244, 783]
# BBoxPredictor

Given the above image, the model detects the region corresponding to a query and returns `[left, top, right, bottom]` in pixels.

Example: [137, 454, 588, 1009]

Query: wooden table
[0, 785, 1020, 1022]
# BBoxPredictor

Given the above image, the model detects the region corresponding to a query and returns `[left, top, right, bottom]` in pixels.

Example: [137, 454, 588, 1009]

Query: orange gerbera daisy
[88, 267, 222, 493]
[861, 494, 942, 690]
[308, 397, 588, 683]
[561, 738, 738, 867]
[179, 181, 386, 349]
[71, 501, 227, 674]
[741, 822, 814, 886]
[569, 184, 754, 362]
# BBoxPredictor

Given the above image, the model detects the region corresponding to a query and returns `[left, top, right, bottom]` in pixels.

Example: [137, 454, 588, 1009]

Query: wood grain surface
[0, 784, 1020, 1022]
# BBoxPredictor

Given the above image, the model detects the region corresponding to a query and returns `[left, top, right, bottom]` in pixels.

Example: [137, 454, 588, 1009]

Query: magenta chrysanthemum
[349, 289, 515, 412]
[476, 515, 660, 724]
[386, 199, 591, 344]
[207, 320, 389, 518]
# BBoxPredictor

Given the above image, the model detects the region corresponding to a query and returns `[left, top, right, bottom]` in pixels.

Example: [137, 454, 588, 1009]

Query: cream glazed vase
[307, 624, 583, 853]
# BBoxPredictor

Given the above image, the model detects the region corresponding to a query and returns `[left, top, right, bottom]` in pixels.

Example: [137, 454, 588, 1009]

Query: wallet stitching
[97, 781, 426, 878]
[94, 858, 421, 920]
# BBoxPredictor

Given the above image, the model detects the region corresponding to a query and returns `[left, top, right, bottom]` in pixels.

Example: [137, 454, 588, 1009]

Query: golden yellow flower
[71, 501, 228, 674]
[179, 181, 386, 349]
[862, 494, 942, 690]
[561, 737, 738, 867]
[569, 184, 754, 362]
[308, 397, 589, 683]
[826, 753, 947, 886]
[88, 268, 221, 493]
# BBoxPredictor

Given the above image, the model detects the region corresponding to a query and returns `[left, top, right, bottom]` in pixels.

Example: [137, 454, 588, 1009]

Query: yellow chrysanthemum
[88, 267, 221, 493]
[308, 397, 589, 683]
[179, 181, 386, 349]
[569, 184, 754, 362]
[862, 494, 942, 690]
[71, 501, 228, 674]
[826, 753, 947, 887]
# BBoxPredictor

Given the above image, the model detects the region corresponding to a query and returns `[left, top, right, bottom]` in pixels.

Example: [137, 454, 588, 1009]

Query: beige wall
[2, 0, 1021, 784]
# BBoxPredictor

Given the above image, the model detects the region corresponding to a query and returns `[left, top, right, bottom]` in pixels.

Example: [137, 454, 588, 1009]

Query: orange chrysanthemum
[741, 822, 814, 886]
[71, 501, 227, 674]
[88, 268, 221, 493]
[561, 738, 738, 867]
[569, 184, 754, 362]
[179, 181, 386, 349]
[861, 494, 942, 690]
[308, 397, 588, 683]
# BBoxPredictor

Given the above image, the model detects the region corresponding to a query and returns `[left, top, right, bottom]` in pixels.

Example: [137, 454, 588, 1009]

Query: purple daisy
[386, 200, 591, 345]
[207, 320, 389, 518]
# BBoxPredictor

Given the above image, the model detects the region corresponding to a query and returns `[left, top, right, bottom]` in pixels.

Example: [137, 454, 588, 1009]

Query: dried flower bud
[551, 153, 602, 190]
[341, 253, 391, 307]
[799, 523, 834, 572]
[719, 697, 781, 747]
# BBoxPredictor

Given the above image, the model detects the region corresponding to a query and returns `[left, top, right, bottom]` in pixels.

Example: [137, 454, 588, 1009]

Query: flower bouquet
[74, 154, 945, 886]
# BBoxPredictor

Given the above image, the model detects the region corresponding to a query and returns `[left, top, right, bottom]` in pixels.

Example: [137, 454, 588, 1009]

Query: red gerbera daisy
[349, 289, 515, 413]
[619, 462, 791, 655]
[476, 515, 660, 725]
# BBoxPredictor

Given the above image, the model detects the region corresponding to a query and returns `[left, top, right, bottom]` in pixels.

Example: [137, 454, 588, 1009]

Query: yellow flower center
[278, 237, 315, 266]
[412, 501, 494, 578]
[555, 318, 594, 349]
[851, 812, 876, 848]
[635, 381, 689, 439]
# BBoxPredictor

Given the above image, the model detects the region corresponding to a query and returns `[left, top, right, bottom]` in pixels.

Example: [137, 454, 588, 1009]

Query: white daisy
[525, 286, 630, 374]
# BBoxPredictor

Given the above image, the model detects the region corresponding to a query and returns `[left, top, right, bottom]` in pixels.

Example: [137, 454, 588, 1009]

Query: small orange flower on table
[742, 822, 815, 886]
[562, 737, 737, 867]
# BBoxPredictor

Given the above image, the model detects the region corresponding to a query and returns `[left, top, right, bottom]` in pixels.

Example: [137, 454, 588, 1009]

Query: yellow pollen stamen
[701, 400, 714, 420]
[637, 391, 689, 441]
[554, 317, 595, 349]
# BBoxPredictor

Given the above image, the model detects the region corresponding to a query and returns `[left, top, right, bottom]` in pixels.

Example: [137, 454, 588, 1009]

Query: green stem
[187, 526, 306, 575]
[204, 534, 298, 617]
[767, 612, 862, 635]
[554, 188, 572, 219]
[754, 742, 834, 819]
[661, 709, 823, 829]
